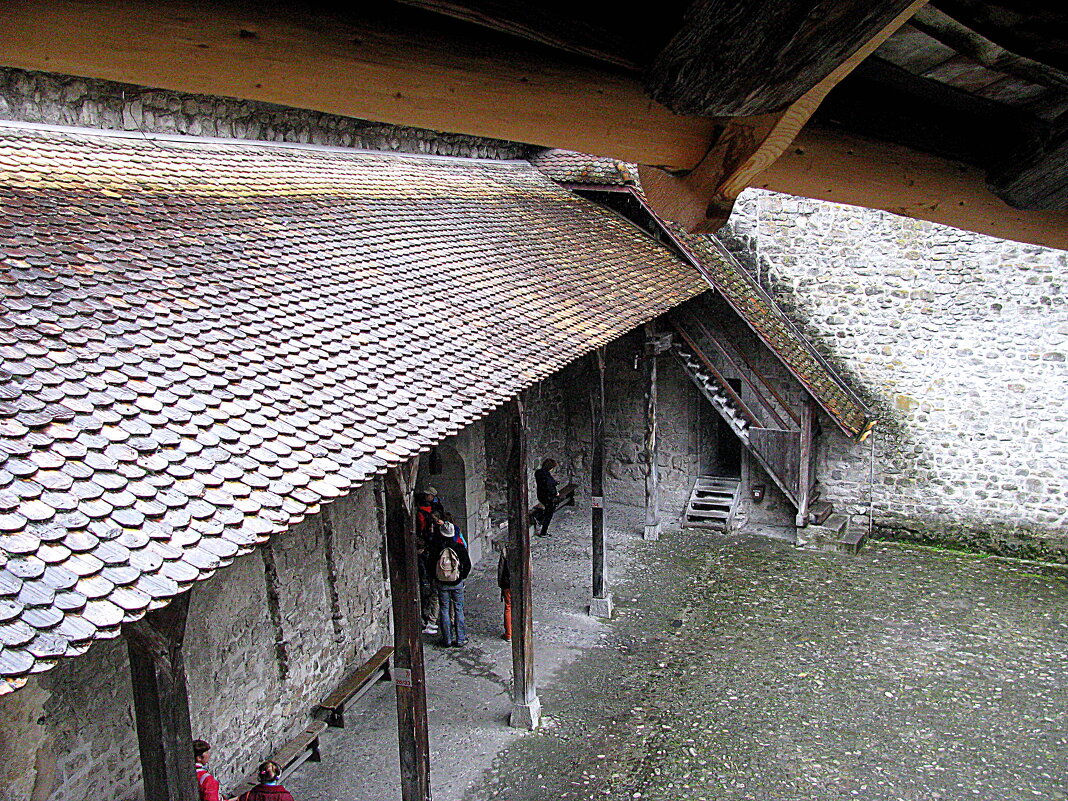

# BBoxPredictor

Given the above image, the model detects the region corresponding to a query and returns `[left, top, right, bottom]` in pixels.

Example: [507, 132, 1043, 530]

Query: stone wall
[0, 485, 390, 801]
[484, 332, 712, 534]
[726, 190, 1068, 559]
[0, 67, 528, 160]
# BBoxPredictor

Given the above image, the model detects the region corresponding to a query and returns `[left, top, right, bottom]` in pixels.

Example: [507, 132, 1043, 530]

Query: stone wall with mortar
[0, 67, 529, 159]
[484, 331, 712, 534]
[725, 190, 1068, 559]
[0, 485, 390, 801]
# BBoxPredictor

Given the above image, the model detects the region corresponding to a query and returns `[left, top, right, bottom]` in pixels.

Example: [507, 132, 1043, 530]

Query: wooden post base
[509, 696, 542, 730]
[589, 594, 614, 619]
[643, 521, 661, 541]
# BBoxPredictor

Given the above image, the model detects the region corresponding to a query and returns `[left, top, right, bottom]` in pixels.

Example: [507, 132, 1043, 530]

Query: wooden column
[506, 395, 541, 729]
[124, 592, 198, 801]
[795, 398, 815, 528]
[384, 460, 432, 801]
[643, 325, 661, 541]
[589, 348, 613, 618]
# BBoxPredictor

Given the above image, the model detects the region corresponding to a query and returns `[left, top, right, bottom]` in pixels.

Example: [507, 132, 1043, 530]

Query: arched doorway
[417, 443, 467, 537]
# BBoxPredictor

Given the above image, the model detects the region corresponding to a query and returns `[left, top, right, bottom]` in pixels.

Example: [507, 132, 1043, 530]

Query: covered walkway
[290, 511, 1068, 800]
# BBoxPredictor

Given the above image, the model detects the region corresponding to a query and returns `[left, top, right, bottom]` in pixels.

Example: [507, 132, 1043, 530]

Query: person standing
[497, 545, 511, 641]
[235, 761, 295, 801]
[193, 739, 221, 801]
[429, 516, 472, 647]
[415, 492, 440, 635]
[534, 458, 559, 537]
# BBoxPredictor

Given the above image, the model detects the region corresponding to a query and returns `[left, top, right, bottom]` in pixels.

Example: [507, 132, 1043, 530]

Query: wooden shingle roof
[0, 125, 708, 691]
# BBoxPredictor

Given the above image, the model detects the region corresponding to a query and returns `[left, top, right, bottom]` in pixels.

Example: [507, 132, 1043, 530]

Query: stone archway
[418, 443, 468, 538]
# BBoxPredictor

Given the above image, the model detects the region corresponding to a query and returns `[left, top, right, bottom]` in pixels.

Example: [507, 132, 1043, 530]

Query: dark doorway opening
[713, 378, 743, 478]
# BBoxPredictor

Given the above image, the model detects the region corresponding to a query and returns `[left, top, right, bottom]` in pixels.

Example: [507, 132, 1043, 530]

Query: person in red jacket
[193, 739, 221, 801]
[236, 761, 295, 801]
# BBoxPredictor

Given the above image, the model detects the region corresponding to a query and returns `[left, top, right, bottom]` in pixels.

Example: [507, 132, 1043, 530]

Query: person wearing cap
[194, 739, 221, 801]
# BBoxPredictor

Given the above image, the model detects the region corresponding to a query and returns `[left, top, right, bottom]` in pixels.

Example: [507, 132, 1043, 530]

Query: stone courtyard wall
[485, 331, 712, 534]
[0, 67, 528, 159]
[726, 190, 1068, 559]
[0, 486, 390, 801]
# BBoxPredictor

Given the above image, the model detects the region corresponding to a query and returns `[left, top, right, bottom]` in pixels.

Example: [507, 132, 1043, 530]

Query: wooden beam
[989, 118, 1068, 210]
[0, 0, 714, 170]
[383, 460, 432, 801]
[123, 592, 198, 801]
[647, 0, 925, 117]
[643, 325, 661, 542]
[506, 395, 540, 729]
[640, 0, 926, 232]
[759, 124, 1068, 251]
[589, 348, 612, 618]
[4, 1, 1066, 247]
[795, 398, 815, 528]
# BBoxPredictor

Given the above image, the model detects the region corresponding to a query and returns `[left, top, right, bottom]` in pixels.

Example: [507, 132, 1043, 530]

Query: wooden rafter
[639, 0, 929, 233]
[1, 0, 1067, 248]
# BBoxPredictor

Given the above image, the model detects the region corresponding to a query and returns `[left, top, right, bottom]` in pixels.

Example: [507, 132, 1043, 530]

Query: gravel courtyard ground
[289, 506, 1068, 801]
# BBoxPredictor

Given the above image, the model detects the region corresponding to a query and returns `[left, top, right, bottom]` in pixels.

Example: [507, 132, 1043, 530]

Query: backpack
[436, 546, 461, 583]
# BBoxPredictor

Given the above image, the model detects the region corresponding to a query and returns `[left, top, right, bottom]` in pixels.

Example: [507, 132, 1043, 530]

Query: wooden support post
[589, 348, 612, 618]
[506, 395, 541, 729]
[124, 592, 198, 801]
[795, 398, 815, 529]
[384, 460, 432, 801]
[643, 325, 661, 541]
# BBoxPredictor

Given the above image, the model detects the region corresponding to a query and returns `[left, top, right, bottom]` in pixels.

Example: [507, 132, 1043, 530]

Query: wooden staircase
[683, 476, 741, 531]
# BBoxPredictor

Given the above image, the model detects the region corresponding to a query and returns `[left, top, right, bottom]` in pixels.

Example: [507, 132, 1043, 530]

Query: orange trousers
[502, 589, 512, 640]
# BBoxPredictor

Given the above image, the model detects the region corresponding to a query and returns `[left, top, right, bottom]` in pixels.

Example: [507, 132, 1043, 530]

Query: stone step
[808, 500, 833, 526]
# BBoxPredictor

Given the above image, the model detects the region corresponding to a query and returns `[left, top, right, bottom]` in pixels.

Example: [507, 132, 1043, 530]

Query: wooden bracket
[640, 0, 928, 233]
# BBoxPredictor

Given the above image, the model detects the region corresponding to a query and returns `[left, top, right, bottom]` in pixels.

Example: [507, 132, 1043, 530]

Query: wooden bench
[316, 645, 394, 728]
[229, 720, 329, 797]
[228, 645, 394, 797]
[530, 482, 577, 522]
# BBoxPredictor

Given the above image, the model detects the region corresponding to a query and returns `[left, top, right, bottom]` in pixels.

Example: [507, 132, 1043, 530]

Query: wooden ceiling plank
[0, 0, 716, 169]
[647, 0, 924, 117]
[639, 0, 927, 231]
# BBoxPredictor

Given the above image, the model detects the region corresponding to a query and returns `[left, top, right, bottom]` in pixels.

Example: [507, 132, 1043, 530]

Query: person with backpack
[429, 515, 472, 647]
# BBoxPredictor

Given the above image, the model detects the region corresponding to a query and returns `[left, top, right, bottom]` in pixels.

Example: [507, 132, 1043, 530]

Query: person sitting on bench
[534, 458, 559, 537]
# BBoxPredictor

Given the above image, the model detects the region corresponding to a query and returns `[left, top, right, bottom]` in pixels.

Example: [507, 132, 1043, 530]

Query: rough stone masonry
[726, 190, 1068, 560]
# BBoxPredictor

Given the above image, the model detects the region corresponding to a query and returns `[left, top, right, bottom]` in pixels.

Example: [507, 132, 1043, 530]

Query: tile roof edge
[619, 188, 874, 440]
[0, 119, 532, 168]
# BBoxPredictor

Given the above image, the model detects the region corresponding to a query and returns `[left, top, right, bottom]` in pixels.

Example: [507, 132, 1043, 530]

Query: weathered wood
[384, 460, 432, 801]
[0, 0, 714, 170]
[911, 6, 1068, 91]
[317, 645, 395, 728]
[123, 591, 198, 801]
[647, 0, 924, 117]
[795, 399, 815, 527]
[990, 118, 1068, 210]
[643, 324, 661, 542]
[506, 395, 540, 729]
[640, 0, 925, 231]
[747, 427, 802, 508]
[758, 124, 1068, 251]
[590, 348, 608, 603]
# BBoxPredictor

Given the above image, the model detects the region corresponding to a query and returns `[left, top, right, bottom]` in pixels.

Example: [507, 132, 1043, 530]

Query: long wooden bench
[316, 645, 393, 728]
[530, 482, 577, 523]
[228, 645, 394, 797]
[230, 720, 328, 797]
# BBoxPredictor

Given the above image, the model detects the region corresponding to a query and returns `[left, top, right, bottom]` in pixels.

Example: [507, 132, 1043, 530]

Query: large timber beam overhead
[2, 0, 1068, 249]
